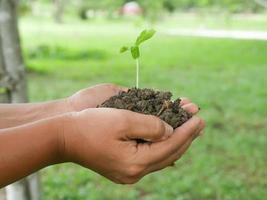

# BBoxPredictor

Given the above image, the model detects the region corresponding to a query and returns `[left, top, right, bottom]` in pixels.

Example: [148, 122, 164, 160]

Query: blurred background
[0, 0, 267, 199]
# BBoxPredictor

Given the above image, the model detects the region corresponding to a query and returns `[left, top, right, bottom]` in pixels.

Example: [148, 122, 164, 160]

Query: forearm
[0, 99, 71, 129]
[0, 114, 70, 187]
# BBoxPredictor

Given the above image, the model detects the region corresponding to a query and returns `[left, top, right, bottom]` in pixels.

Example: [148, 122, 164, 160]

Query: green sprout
[120, 29, 156, 88]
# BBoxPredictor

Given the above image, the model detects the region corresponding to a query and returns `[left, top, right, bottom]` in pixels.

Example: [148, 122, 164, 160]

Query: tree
[0, 189, 6, 200]
[53, 0, 66, 23]
[0, 0, 40, 199]
[77, 0, 124, 20]
[0, 34, 10, 103]
[255, 0, 267, 9]
[137, 0, 165, 22]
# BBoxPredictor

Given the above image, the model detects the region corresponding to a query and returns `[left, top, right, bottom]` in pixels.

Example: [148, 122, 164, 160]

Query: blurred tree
[163, 0, 176, 12]
[0, 0, 28, 107]
[17, 0, 32, 16]
[137, 0, 165, 22]
[254, 0, 267, 9]
[0, 0, 40, 199]
[53, 0, 66, 23]
[0, 189, 6, 200]
[0, 31, 9, 103]
[77, 0, 124, 20]
[146, 0, 262, 13]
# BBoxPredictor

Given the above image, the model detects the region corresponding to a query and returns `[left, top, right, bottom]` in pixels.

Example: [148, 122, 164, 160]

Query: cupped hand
[67, 84, 128, 111]
[60, 103, 204, 184]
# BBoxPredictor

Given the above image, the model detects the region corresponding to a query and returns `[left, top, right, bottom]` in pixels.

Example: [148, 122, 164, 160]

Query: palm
[68, 84, 198, 115]
[68, 84, 128, 111]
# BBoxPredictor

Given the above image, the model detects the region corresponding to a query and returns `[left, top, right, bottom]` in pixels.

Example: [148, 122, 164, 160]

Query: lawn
[20, 18, 267, 200]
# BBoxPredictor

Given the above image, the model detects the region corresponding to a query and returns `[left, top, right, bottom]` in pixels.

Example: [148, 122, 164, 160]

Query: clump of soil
[99, 88, 192, 129]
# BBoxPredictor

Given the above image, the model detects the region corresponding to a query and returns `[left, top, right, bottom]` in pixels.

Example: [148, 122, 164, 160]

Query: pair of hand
[60, 84, 205, 184]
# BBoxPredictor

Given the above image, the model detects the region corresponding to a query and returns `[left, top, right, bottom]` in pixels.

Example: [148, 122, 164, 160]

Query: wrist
[52, 112, 77, 164]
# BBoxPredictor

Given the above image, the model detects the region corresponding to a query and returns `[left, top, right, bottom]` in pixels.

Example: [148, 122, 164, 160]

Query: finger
[198, 120, 206, 136]
[117, 86, 129, 92]
[143, 121, 205, 174]
[140, 116, 203, 164]
[159, 121, 204, 168]
[123, 111, 174, 142]
[180, 97, 191, 106]
[182, 103, 199, 115]
[146, 138, 193, 173]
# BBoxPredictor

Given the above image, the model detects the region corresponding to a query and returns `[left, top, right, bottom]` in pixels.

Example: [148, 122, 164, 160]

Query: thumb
[124, 111, 174, 142]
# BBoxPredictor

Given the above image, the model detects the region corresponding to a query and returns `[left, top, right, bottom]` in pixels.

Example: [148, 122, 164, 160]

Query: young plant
[120, 29, 156, 88]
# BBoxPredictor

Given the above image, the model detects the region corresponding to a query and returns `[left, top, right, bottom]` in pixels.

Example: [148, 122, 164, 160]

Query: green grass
[20, 19, 267, 200]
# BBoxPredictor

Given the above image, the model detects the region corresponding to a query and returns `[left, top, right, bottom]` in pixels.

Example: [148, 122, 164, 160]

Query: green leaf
[135, 29, 156, 46]
[120, 46, 129, 53]
[131, 46, 140, 59]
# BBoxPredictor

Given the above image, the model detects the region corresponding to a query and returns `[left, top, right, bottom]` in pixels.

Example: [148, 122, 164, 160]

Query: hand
[60, 102, 204, 184]
[67, 84, 128, 111]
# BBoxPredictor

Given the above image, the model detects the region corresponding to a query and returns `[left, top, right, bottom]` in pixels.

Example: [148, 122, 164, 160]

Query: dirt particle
[99, 88, 192, 129]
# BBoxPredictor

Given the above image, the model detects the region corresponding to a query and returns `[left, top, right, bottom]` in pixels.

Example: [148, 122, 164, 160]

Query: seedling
[100, 29, 192, 130]
[120, 29, 156, 88]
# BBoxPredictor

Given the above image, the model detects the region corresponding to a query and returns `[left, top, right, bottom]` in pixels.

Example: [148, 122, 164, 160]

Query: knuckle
[114, 110, 131, 132]
[126, 164, 144, 178]
[150, 116, 165, 139]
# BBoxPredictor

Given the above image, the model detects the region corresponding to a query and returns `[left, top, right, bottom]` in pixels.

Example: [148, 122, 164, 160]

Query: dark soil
[99, 88, 192, 129]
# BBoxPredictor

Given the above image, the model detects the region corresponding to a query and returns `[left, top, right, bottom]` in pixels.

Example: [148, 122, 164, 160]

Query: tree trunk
[0, 189, 6, 200]
[0, 32, 10, 103]
[0, 0, 41, 200]
[0, 0, 27, 102]
[53, 0, 65, 23]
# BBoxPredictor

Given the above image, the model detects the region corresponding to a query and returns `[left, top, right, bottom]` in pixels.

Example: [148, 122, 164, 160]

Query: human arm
[64, 108, 204, 184]
[0, 84, 126, 129]
[0, 103, 204, 187]
[0, 114, 67, 187]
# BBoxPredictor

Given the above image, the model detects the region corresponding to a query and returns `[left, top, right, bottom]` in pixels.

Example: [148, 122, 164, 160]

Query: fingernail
[122, 87, 129, 92]
[164, 122, 174, 137]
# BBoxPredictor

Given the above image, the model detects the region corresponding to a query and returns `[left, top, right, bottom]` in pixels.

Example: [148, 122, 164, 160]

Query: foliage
[18, 0, 32, 16]
[120, 29, 156, 59]
[120, 29, 155, 88]
[27, 45, 107, 60]
[77, 0, 125, 19]
[137, 0, 165, 22]
[161, 0, 262, 12]
[17, 0, 264, 20]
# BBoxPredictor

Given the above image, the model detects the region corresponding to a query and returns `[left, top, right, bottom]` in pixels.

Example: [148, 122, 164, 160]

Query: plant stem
[136, 58, 140, 88]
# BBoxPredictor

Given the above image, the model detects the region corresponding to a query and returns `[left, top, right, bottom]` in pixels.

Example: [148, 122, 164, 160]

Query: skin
[0, 84, 205, 187]
[0, 84, 128, 129]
